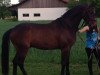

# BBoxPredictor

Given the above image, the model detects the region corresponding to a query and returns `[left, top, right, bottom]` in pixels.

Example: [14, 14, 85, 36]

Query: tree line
[67, 0, 100, 17]
[0, 0, 11, 19]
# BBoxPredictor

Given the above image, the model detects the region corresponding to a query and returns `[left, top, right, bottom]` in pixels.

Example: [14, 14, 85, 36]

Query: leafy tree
[94, 0, 100, 17]
[0, 5, 11, 19]
[67, 0, 100, 17]
[0, 0, 11, 19]
[0, 0, 11, 6]
[0, 0, 3, 5]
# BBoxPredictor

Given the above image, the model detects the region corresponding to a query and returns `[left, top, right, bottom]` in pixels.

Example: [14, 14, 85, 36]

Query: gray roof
[9, 0, 67, 11]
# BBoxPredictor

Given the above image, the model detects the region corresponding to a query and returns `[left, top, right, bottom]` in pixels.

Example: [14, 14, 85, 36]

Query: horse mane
[62, 3, 89, 18]
[54, 4, 89, 29]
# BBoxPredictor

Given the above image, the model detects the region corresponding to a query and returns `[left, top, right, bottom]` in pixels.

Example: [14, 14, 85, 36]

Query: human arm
[78, 26, 89, 33]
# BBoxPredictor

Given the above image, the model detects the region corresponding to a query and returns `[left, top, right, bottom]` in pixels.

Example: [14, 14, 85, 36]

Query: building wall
[18, 8, 68, 21]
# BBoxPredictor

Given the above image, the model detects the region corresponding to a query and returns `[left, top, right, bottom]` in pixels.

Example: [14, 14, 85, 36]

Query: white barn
[9, 0, 69, 21]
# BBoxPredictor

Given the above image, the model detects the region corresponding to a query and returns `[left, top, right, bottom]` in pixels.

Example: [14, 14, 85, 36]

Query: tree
[67, 0, 100, 17]
[0, 4, 11, 19]
[94, 0, 100, 17]
[0, 0, 3, 5]
[0, 0, 11, 6]
[0, 0, 11, 19]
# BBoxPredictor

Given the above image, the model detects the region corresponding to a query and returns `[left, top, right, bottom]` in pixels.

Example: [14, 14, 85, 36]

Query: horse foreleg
[61, 47, 70, 75]
[18, 63, 27, 75]
[85, 48, 93, 75]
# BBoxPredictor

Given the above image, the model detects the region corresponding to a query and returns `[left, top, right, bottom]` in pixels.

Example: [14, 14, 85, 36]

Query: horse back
[10, 23, 62, 49]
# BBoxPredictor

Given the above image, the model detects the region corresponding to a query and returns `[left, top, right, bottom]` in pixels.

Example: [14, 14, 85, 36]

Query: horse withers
[1, 3, 99, 75]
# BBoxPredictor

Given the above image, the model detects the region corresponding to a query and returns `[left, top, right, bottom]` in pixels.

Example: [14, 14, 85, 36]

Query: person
[79, 25, 98, 49]
[79, 25, 99, 75]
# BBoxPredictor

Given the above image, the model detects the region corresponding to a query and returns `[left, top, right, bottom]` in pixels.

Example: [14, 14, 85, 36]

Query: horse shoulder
[59, 29, 76, 47]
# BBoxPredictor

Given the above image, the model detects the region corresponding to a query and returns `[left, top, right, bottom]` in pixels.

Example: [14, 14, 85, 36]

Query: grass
[0, 19, 100, 75]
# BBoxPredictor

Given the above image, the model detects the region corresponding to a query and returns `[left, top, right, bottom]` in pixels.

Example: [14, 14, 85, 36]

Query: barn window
[23, 14, 29, 17]
[34, 13, 40, 17]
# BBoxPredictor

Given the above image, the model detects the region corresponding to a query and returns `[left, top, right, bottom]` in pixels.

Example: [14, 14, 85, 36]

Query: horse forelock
[82, 3, 97, 29]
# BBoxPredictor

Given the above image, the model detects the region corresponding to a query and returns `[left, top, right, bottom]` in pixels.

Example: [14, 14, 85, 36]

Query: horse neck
[58, 6, 85, 32]
[62, 14, 83, 32]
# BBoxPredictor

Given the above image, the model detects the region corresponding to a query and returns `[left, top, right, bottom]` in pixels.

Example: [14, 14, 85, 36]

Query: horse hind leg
[13, 55, 18, 75]
[13, 46, 28, 75]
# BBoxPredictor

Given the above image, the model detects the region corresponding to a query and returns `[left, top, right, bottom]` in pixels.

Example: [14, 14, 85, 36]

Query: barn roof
[18, 0, 67, 8]
[8, 0, 68, 11]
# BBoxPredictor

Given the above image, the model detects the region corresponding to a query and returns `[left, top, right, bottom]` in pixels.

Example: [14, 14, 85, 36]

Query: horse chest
[59, 32, 76, 47]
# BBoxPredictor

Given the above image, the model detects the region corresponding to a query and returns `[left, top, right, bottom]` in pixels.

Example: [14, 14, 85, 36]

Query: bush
[67, 0, 100, 17]
[0, 5, 11, 19]
[95, 0, 100, 17]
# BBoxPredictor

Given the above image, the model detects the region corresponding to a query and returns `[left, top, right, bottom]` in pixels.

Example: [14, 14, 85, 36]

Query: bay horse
[1, 3, 99, 75]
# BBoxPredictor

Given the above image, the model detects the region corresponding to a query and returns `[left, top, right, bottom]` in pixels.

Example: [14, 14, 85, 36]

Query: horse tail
[1, 29, 12, 74]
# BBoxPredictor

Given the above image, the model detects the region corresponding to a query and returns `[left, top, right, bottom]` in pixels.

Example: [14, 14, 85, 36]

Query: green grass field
[0, 19, 100, 75]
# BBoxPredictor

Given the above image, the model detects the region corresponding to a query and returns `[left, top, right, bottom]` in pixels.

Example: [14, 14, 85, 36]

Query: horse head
[83, 3, 98, 32]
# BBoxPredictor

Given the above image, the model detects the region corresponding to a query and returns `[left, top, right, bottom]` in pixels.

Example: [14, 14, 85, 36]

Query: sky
[11, 0, 19, 4]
